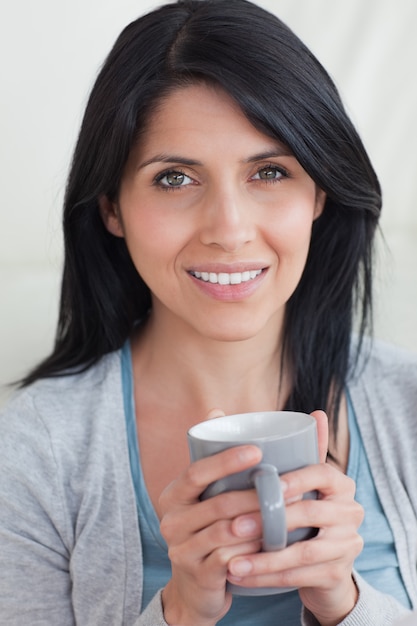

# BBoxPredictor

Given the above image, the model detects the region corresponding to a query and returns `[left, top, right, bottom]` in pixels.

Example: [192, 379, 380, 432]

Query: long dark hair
[21, 0, 381, 428]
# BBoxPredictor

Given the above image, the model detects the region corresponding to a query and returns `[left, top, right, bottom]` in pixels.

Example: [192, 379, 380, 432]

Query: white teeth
[192, 269, 262, 284]
[230, 273, 242, 285]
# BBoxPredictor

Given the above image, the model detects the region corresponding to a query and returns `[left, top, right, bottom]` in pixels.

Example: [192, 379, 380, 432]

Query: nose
[199, 184, 256, 252]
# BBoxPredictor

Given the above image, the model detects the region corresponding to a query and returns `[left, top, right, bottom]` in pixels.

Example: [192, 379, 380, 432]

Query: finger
[161, 489, 261, 545]
[202, 539, 262, 585]
[168, 516, 262, 572]
[231, 512, 263, 539]
[310, 410, 329, 463]
[281, 462, 356, 501]
[228, 531, 363, 586]
[169, 539, 262, 594]
[284, 497, 364, 535]
[228, 560, 351, 593]
[160, 445, 262, 509]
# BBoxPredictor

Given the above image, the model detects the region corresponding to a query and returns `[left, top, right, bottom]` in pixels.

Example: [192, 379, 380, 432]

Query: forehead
[135, 82, 289, 159]
[148, 82, 241, 120]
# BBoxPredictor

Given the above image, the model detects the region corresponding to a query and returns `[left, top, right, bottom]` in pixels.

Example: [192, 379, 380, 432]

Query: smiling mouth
[190, 269, 263, 285]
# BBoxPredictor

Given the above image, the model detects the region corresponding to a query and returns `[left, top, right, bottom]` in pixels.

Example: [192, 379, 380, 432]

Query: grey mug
[187, 410, 319, 595]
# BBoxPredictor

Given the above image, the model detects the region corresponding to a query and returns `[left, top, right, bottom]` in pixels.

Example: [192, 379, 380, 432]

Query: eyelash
[154, 169, 191, 192]
[253, 164, 290, 183]
[153, 163, 290, 191]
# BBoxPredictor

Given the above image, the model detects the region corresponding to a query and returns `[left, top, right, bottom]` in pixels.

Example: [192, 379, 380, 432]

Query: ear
[313, 187, 326, 220]
[98, 194, 124, 238]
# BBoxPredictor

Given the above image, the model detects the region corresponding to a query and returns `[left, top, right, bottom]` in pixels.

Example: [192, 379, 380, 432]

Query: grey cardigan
[0, 339, 416, 625]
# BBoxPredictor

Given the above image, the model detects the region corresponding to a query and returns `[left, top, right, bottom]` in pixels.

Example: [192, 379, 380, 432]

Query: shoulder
[350, 336, 417, 394]
[0, 348, 131, 530]
[0, 349, 126, 477]
[348, 336, 417, 438]
[1, 350, 122, 429]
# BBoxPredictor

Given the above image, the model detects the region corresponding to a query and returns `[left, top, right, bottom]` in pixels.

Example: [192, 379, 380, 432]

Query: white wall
[1, 0, 416, 406]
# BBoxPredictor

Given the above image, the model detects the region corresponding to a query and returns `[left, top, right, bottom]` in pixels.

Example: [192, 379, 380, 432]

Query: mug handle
[252, 464, 287, 551]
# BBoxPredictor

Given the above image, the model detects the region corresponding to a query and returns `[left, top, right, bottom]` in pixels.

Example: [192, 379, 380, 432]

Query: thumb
[310, 409, 329, 463]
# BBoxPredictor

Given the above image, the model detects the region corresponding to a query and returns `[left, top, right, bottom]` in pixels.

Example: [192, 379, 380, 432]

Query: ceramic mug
[187, 410, 319, 595]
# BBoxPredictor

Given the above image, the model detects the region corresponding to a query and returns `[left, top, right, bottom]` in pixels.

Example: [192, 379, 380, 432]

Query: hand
[227, 411, 364, 626]
[159, 412, 263, 626]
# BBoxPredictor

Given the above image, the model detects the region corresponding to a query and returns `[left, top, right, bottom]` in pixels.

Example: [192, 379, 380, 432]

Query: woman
[0, 0, 416, 624]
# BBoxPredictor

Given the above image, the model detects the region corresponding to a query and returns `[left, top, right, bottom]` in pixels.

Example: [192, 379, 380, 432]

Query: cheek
[266, 198, 316, 255]
[121, 210, 190, 280]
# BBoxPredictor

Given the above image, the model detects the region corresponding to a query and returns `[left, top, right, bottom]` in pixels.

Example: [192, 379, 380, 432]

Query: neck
[131, 310, 290, 423]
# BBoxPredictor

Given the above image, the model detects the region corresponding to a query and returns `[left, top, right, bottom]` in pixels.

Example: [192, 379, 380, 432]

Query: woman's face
[101, 83, 325, 343]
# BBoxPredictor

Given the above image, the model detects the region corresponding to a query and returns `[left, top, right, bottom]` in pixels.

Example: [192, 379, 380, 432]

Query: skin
[100, 83, 364, 626]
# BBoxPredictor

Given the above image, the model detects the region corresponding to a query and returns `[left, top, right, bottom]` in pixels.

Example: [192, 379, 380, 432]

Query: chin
[197, 320, 266, 343]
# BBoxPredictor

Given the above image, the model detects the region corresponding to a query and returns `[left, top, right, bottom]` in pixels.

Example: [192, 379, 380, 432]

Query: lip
[188, 263, 268, 274]
[188, 266, 268, 301]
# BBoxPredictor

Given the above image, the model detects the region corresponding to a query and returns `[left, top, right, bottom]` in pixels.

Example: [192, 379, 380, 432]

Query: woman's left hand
[227, 411, 364, 626]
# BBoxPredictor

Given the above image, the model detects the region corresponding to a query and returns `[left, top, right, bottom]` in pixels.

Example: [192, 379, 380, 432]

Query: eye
[155, 169, 194, 190]
[252, 165, 288, 182]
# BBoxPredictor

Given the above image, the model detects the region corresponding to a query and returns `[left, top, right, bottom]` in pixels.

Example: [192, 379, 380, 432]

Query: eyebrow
[244, 148, 294, 162]
[137, 146, 294, 170]
[138, 155, 203, 170]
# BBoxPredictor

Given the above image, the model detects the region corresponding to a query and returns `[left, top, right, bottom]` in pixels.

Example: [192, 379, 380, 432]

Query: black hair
[21, 0, 381, 430]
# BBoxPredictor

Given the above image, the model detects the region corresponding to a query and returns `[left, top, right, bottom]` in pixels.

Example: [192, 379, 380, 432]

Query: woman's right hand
[159, 444, 263, 626]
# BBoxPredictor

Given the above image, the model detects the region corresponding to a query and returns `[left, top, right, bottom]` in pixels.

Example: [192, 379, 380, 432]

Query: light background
[1, 0, 416, 407]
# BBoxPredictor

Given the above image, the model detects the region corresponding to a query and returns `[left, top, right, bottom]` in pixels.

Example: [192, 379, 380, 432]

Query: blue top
[121, 342, 410, 623]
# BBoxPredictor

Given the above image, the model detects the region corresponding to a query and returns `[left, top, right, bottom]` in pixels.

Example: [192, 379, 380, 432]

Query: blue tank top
[121, 343, 410, 621]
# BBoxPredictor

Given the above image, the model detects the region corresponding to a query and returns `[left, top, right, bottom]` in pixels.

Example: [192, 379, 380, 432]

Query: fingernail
[280, 479, 288, 492]
[231, 559, 253, 576]
[285, 494, 302, 504]
[227, 575, 243, 583]
[239, 446, 261, 463]
[235, 518, 258, 537]
[206, 408, 226, 419]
